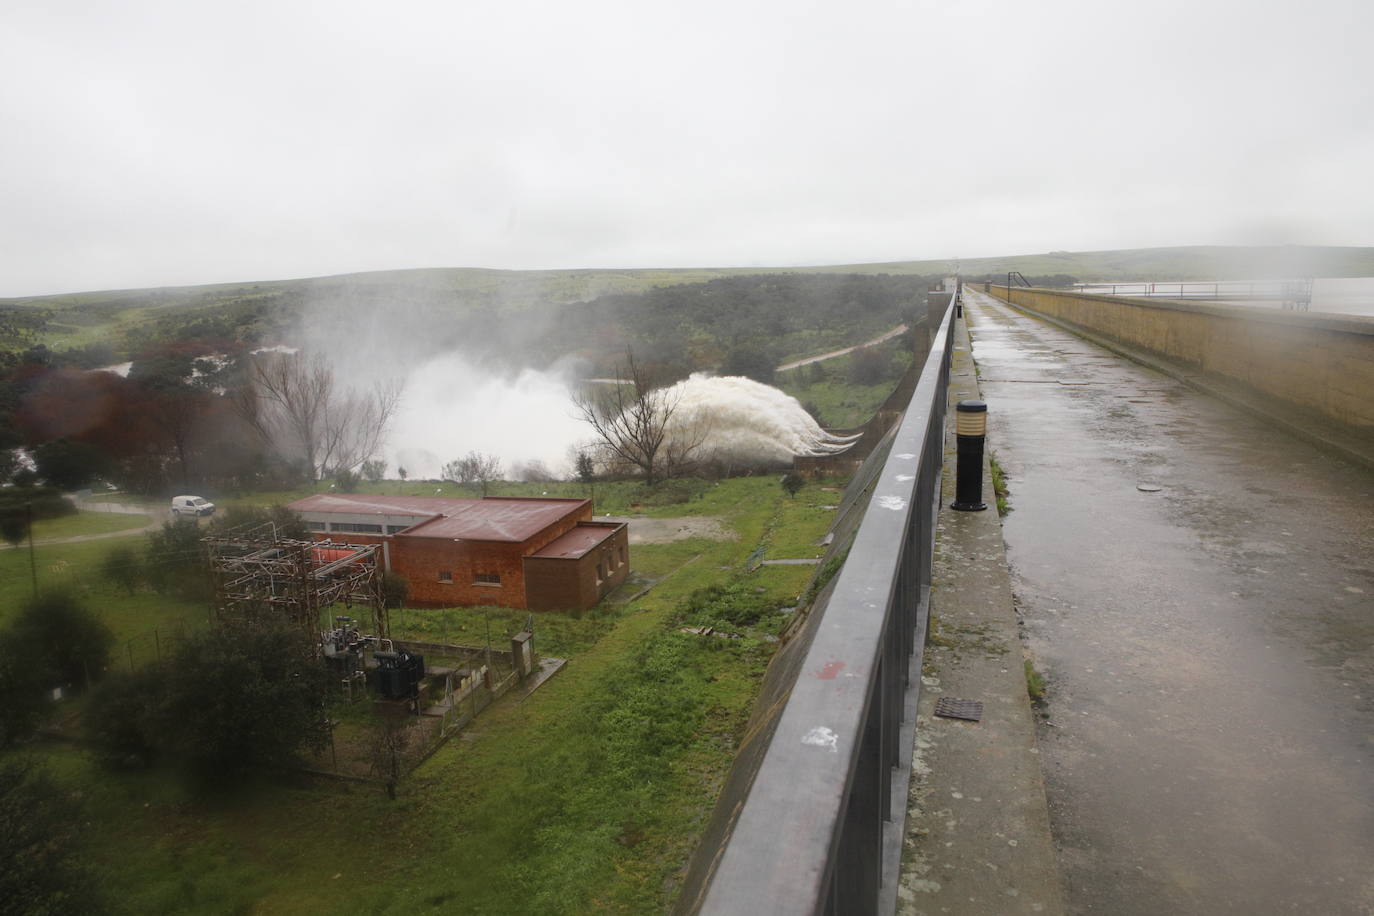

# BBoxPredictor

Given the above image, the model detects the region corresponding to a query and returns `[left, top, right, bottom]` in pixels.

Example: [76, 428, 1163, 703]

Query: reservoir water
[1073, 277, 1374, 317]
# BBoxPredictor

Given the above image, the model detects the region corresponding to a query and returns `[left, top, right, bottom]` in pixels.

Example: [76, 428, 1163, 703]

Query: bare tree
[233, 352, 401, 482]
[573, 350, 704, 485]
[442, 451, 504, 496]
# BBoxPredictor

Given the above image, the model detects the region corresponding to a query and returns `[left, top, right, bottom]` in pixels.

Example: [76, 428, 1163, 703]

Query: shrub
[145, 518, 210, 598]
[637, 478, 707, 507]
[0, 760, 106, 914]
[848, 348, 895, 386]
[381, 571, 409, 610]
[86, 670, 162, 767]
[677, 582, 781, 629]
[8, 591, 114, 689]
[0, 654, 49, 747]
[101, 544, 142, 595]
[781, 472, 805, 496]
[158, 621, 332, 779]
[334, 468, 360, 492]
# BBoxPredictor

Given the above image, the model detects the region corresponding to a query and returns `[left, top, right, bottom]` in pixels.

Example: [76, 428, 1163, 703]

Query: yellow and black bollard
[951, 400, 988, 512]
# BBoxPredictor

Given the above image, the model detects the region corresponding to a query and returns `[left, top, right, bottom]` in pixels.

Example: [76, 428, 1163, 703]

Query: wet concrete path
[962, 289, 1374, 915]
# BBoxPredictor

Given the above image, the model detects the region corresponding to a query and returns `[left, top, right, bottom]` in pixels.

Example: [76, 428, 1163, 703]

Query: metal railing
[688, 300, 955, 914]
[1071, 279, 1313, 310]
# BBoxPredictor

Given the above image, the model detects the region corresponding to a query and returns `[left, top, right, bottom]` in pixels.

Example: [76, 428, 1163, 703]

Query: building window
[386, 525, 409, 535]
[438, 570, 453, 584]
[332, 522, 383, 534]
[595, 561, 605, 585]
[307, 520, 326, 531]
[618, 546, 626, 567]
[474, 572, 501, 586]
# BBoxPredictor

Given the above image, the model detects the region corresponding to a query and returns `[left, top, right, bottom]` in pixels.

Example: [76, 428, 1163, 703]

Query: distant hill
[4, 245, 1373, 356]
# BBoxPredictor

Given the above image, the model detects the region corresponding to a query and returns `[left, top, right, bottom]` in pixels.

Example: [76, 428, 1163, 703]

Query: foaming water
[661, 373, 859, 467]
[385, 364, 856, 479]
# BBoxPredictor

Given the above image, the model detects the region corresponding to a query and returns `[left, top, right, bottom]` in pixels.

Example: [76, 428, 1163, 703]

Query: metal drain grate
[934, 697, 984, 722]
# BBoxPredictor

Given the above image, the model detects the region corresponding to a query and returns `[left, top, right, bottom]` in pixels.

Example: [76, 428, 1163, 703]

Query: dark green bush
[8, 591, 113, 688]
[637, 478, 708, 506]
[0, 485, 77, 521]
[0, 654, 49, 747]
[101, 544, 142, 595]
[0, 760, 106, 914]
[86, 670, 162, 767]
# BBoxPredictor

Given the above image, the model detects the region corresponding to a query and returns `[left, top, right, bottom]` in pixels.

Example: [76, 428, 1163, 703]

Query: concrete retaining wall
[989, 285, 1374, 435]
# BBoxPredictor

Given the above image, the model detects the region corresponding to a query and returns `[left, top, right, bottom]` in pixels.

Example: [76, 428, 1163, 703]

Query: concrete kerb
[895, 313, 1065, 915]
[990, 295, 1374, 474]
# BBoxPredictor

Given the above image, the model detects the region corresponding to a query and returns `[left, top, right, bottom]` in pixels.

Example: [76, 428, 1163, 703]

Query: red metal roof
[288, 494, 461, 517]
[285, 494, 588, 543]
[530, 522, 624, 559]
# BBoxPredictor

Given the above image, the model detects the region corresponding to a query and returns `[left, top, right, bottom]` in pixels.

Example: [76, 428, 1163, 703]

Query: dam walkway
[955, 288, 1374, 914]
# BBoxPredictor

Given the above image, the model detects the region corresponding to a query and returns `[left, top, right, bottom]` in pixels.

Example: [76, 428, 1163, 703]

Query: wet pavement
[962, 289, 1374, 915]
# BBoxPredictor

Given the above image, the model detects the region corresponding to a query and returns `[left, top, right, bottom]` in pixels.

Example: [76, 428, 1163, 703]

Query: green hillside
[4, 245, 1372, 357]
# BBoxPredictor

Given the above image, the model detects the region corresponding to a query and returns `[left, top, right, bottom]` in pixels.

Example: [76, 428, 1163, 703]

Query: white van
[171, 495, 216, 517]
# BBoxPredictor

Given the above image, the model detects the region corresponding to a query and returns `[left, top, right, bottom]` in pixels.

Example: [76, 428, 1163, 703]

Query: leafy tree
[157, 621, 332, 778]
[720, 343, 776, 384]
[8, 591, 113, 689]
[0, 447, 17, 486]
[145, 518, 209, 599]
[334, 468, 360, 492]
[443, 451, 503, 496]
[397, 466, 408, 483]
[575, 450, 596, 485]
[0, 506, 27, 548]
[0, 760, 106, 914]
[360, 458, 386, 483]
[781, 472, 805, 497]
[32, 438, 109, 491]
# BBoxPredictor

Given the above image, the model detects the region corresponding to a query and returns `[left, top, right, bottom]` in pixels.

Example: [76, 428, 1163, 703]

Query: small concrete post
[951, 400, 988, 512]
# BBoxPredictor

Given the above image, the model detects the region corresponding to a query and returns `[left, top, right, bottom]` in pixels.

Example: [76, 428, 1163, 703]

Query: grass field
[28, 510, 152, 540]
[4, 474, 843, 913]
[774, 345, 907, 428]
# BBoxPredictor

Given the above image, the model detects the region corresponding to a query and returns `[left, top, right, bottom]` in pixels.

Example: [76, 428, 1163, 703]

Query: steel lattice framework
[204, 524, 389, 639]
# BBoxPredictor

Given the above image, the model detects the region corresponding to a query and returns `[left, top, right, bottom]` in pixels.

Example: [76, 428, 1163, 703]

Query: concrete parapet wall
[988, 285, 1374, 433]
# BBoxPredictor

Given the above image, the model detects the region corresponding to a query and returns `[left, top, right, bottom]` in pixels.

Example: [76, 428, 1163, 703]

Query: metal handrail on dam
[685, 300, 955, 914]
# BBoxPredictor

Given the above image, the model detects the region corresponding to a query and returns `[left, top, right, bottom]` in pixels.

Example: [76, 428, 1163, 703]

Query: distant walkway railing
[683, 299, 955, 914]
[1073, 279, 1313, 310]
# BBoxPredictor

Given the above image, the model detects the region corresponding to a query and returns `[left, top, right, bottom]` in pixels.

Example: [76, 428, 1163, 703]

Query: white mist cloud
[385, 365, 859, 480]
[385, 355, 587, 480]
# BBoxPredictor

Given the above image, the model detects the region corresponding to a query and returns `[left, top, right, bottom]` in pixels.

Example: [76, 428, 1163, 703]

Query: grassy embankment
[4, 474, 843, 913]
[12, 245, 1374, 356]
[774, 340, 908, 428]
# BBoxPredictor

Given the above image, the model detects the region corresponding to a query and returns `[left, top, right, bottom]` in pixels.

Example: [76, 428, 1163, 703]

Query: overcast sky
[3, 0, 1372, 297]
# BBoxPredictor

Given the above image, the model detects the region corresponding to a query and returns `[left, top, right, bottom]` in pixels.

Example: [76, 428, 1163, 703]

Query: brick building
[285, 494, 629, 611]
